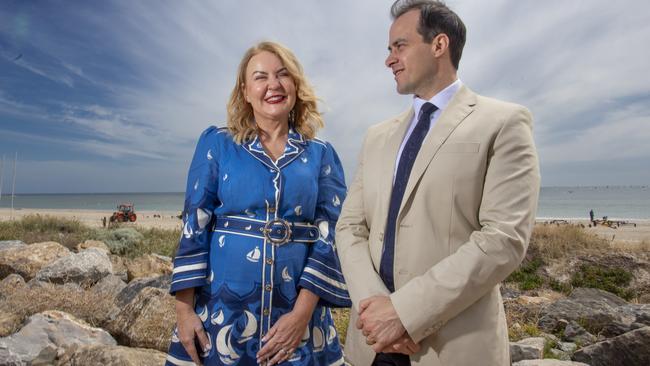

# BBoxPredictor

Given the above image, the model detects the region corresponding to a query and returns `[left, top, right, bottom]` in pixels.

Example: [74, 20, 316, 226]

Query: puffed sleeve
[297, 141, 352, 307]
[170, 127, 221, 295]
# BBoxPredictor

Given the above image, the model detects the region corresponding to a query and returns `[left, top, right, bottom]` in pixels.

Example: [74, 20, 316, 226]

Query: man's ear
[431, 33, 449, 58]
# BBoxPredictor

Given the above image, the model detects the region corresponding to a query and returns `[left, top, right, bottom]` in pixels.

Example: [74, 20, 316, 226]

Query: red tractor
[110, 202, 137, 223]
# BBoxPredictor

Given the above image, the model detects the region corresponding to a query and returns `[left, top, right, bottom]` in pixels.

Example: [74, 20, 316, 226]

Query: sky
[1, 0, 649, 194]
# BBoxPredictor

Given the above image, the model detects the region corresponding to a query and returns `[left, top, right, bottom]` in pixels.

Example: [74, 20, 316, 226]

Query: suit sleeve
[169, 127, 221, 295]
[391, 106, 540, 341]
[335, 132, 391, 311]
[298, 142, 352, 308]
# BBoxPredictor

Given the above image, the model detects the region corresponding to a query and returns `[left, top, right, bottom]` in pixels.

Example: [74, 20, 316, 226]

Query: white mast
[0, 154, 4, 204]
[11, 152, 16, 220]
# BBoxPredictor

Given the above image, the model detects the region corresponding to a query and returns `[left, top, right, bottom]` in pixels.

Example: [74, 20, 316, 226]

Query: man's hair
[391, 0, 466, 69]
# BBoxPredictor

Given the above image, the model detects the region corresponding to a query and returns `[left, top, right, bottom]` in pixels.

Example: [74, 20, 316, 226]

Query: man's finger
[356, 315, 364, 329]
[182, 340, 202, 366]
[195, 327, 211, 353]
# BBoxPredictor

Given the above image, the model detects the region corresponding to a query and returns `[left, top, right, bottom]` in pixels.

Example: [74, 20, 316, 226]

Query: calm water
[1, 186, 649, 219]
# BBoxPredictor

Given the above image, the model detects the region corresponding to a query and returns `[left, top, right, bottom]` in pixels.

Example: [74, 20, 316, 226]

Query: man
[335, 1, 540, 365]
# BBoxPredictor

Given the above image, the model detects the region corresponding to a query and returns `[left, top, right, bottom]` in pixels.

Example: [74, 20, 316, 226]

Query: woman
[165, 41, 351, 366]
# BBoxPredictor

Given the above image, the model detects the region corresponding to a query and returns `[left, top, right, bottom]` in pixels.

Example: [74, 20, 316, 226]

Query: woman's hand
[175, 288, 211, 366]
[256, 288, 319, 365]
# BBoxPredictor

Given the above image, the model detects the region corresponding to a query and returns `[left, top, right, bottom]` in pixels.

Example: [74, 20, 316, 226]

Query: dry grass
[331, 308, 350, 345]
[0, 282, 114, 336]
[530, 224, 610, 262]
[0, 214, 93, 250]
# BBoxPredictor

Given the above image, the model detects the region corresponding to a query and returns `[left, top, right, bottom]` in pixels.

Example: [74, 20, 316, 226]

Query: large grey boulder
[0, 310, 116, 366]
[57, 345, 167, 366]
[572, 326, 650, 366]
[105, 287, 175, 352]
[0, 274, 25, 301]
[0, 242, 70, 280]
[114, 274, 171, 307]
[510, 337, 546, 362]
[34, 248, 112, 286]
[538, 287, 646, 335]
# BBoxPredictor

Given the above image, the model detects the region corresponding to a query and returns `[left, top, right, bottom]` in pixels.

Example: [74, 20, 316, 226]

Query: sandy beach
[0, 208, 183, 230]
[1, 208, 648, 245]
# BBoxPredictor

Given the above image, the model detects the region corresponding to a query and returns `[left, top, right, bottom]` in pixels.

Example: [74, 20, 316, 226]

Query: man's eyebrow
[388, 38, 407, 51]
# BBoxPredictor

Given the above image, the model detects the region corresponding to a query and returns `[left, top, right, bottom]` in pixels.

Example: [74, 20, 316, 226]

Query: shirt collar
[412, 79, 463, 118]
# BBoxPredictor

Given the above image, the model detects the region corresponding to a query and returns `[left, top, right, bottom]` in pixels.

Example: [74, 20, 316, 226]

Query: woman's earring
[289, 109, 296, 125]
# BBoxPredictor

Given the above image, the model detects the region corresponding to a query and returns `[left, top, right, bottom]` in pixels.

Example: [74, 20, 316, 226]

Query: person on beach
[165, 41, 351, 366]
[335, 1, 540, 365]
[589, 209, 595, 223]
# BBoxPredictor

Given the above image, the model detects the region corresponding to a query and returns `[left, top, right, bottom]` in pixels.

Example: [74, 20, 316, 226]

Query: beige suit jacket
[336, 86, 540, 366]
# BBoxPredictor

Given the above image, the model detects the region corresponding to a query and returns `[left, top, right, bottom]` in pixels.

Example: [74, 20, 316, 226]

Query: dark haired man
[336, 1, 540, 365]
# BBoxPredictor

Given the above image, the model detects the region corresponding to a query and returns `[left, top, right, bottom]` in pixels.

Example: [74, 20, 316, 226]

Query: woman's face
[244, 51, 297, 124]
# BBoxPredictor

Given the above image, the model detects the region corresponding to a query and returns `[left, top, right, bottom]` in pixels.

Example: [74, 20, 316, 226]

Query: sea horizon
[1, 186, 649, 220]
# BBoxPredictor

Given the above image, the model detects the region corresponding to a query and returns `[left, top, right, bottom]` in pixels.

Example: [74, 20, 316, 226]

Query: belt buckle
[263, 218, 292, 245]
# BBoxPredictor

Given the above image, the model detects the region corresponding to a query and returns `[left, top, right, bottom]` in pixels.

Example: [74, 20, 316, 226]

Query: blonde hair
[226, 41, 324, 144]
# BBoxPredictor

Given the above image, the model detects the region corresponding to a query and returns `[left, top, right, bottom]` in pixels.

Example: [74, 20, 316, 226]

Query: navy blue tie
[380, 102, 437, 292]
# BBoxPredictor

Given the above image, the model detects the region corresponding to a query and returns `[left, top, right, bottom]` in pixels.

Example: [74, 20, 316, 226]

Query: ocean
[1, 186, 649, 220]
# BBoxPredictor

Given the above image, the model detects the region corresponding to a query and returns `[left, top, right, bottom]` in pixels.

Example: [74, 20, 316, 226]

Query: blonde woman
[165, 41, 350, 366]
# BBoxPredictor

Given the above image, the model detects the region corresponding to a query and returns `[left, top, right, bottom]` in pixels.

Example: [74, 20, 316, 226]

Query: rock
[91, 274, 126, 299]
[0, 311, 23, 338]
[126, 254, 172, 281]
[517, 295, 552, 306]
[558, 341, 577, 353]
[510, 337, 545, 362]
[0, 241, 26, 251]
[109, 254, 128, 282]
[105, 287, 175, 352]
[513, 360, 589, 366]
[57, 344, 167, 366]
[538, 288, 629, 334]
[0, 241, 70, 281]
[572, 326, 650, 366]
[549, 348, 571, 361]
[0, 310, 116, 365]
[563, 321, 597, 346]
[34, 248, 112, 286]
[115, 274, 171, 308]
[501, 285, 521, 300]
[75, 240, 109, 253]
[0, 274, 25, 301]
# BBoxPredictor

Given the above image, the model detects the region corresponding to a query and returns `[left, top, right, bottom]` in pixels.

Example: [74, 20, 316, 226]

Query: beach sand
[0, 208, 183, 230]
[1, 208, 648, 245]
[536, 218, 650, 247]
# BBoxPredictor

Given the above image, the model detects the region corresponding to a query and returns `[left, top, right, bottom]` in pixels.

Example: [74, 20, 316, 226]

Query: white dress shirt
[394, 79, 463, 178]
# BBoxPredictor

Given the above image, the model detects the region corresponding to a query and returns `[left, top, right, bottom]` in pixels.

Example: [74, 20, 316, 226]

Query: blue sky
[1, 0, 649, 193]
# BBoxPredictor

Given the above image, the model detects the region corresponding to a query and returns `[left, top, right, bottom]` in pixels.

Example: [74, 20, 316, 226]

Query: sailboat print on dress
[246, 247, 261, 262]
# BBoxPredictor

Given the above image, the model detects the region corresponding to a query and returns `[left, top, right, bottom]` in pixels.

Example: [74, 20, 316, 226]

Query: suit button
[265, 257, 273, 265]
[379, 232, 384, 241]
[265, 284, 272, 291]
[263, 308, 270, 316]
[269, 207, 276, 213]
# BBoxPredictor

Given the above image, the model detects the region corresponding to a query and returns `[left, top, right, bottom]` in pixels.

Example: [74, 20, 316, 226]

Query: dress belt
[212, 215, 320, 245]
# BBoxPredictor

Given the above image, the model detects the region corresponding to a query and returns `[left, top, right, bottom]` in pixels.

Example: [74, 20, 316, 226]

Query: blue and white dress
[165, 126, 351, 366]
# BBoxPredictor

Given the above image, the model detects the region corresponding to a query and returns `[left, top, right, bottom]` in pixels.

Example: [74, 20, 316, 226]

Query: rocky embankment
[505, 249, 650, 366]
[0, 239, 174, 365]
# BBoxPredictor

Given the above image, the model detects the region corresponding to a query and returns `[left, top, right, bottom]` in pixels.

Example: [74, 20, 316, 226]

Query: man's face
[385, 9, 437, 98]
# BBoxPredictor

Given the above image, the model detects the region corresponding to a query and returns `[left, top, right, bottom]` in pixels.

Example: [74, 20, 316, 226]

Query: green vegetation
[0, 214, 178, 258]
[571, 264, 635, 300]
[506, 258, 545, 290]
[543, 338, 560, 359]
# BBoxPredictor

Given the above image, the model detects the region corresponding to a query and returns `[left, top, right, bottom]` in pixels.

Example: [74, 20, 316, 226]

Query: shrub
[506, 258, 544, 290]
[570, 264, 635, 300]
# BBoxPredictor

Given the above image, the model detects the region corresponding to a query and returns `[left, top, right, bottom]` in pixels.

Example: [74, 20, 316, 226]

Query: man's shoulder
[473, 92, 531, 117]
[365, 109, 411, 138]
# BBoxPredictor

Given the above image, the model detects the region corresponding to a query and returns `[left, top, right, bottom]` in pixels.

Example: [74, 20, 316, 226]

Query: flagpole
[0, 154, 4, 205]
[11, 152, 16, 220]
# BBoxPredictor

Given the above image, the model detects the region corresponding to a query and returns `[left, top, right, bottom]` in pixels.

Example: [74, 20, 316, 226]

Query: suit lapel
[379, 109, 413, 214]
[398, 86, 477, 216]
